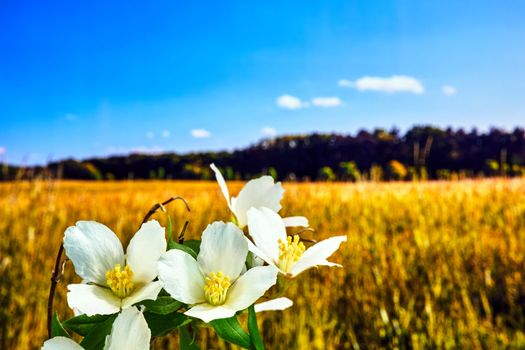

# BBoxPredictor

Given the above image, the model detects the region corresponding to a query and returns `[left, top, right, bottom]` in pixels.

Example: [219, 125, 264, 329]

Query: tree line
[2, 125, 525, 181]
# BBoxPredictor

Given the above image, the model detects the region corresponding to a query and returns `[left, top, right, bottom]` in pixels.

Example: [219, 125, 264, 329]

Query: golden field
[1, 178, 525, 349]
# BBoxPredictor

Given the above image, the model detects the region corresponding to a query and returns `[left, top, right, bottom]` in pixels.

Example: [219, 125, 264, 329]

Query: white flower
[42, 337, 84, 350]
[210, 163, 308, 228]
[103, 306, 151, 350]
[246, 207, 347, 278]
[63, 220, 166, 316]
[41, 306, 151, 350]
[157, 221, 278, 323]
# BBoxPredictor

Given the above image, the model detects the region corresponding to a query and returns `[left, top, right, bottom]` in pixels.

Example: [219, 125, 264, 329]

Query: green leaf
[140, 296, 182, 315]
[167, 215, 177, 250]
[248, 305, 264, 350]
[172, 242, 197, 259]
[80, 313, 117, 350]
[179, 324, 201, 350]
[167, 214, 173, 239]
[211, 316, 252, 349]
[245, 251, 254, 269]
[144, 311, 192, 337]
[63, 314, 112, 336]
[51, 312, 70, 338]
[183, 240, 201, 255]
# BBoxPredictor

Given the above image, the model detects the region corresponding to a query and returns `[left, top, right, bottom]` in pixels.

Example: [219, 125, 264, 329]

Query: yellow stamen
[204, 271, 231, 306]
[106, 264, 134, 298]
[278, 235, 305, 273]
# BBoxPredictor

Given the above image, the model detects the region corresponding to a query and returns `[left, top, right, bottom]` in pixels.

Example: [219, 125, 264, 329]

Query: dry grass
[1, 179, 525, 349]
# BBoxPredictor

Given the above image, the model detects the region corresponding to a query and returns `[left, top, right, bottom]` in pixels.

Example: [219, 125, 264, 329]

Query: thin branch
[141, 196, 191, 226]
[47, 244, 66, 338]
[178, 221, 189, 244]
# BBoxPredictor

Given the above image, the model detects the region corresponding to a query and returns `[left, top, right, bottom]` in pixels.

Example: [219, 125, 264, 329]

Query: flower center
[106, 264, 134, 298]
[278, 235, 305, 273]
[204, 271, 231, 306]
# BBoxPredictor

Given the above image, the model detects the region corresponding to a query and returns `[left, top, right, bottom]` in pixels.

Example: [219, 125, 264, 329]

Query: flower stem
[47, 244, 66, 338]
[274, 274, 293, 298]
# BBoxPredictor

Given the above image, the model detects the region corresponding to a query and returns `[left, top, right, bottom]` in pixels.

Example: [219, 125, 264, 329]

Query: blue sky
[1, 1, 524, 164]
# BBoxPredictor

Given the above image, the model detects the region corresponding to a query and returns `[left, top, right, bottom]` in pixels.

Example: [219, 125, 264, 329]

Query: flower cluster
[43, 164, 346, 350]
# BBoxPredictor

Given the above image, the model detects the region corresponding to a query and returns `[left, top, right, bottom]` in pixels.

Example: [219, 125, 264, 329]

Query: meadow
[1, 178, 525, 349]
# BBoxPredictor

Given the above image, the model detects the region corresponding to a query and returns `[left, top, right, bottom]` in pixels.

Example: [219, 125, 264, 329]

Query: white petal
[103, 307, 151, 350]
[290, 235, 347, 277]
[121, 281, 163, 309]
[232, 176, 284, 228]
[250, 253, 265, 267]
[254, 297, 293, 313]
[126, 220, 167, 284]
[246, 207, 286, 263]
[158, 249, 206, 305]
[282, 216, 309, 227]
[185, 303, 236, 323]
[67, 284, 121, 316]
[42, 337, 84, 350]
[224, 265, 278, 313]
[197, 222, 247, 280]
[210, 163, 232, 209]
[246, 239, 280, 272]
[63, 221, 124, 285]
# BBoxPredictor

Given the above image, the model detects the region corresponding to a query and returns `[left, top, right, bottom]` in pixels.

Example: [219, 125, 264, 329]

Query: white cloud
[161, 130, 171, 138]
[191, 129, 211, 138]
[106, 146, 125, 154]
[442, 85, 457, 96]
[276, 94, 308, 110]
[340, 75, 424, 94]
[261, 126, 277, 137]
[338, 79, 354, 87]
[106, 145, 164, 155]
[312, 97, 342, 107]
[146, 131, 155, 139]
[131, 146, 164, 155]
[0, 147, 6, 155]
